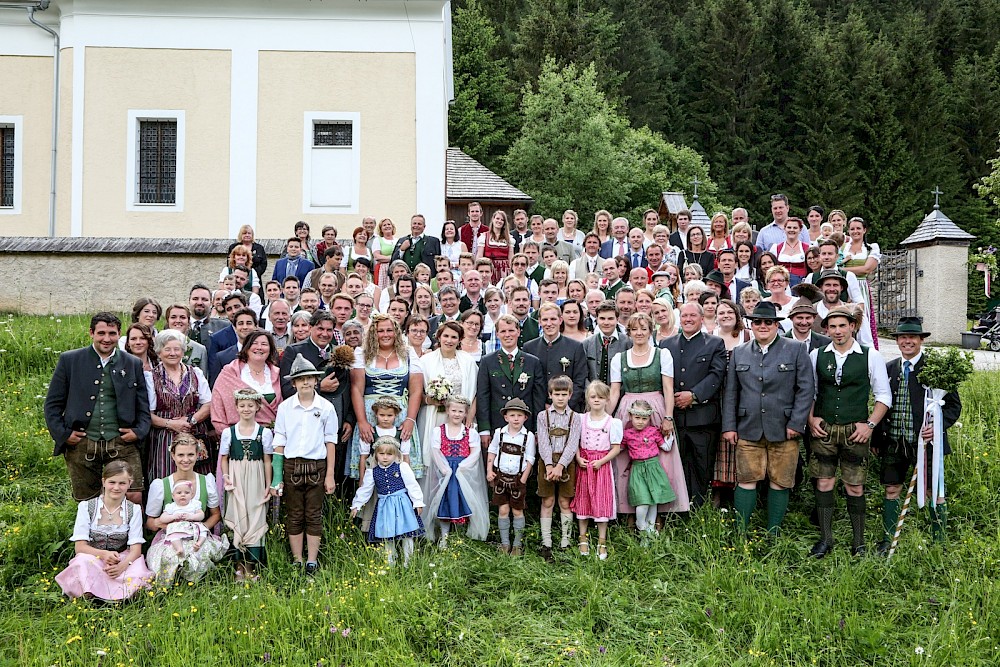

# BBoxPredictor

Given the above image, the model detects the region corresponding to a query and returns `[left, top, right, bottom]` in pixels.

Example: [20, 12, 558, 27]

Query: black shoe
[809, 540, 834, 558]
[292, 561, 304, 573]
[305, 562, 319, 576]
[851, 544, 867, 557]
[875, 540, 890, 557]
[539, 546, 554, 563]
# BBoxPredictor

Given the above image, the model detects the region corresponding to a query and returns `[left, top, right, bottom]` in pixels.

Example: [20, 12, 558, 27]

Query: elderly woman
[314, 225, 339, 264]
[349, 314, 425, 482]
[146, 329, 213, 482]
[228, 224, 269, 279]
[290, 310, 313, 345]
[56, 461, 153, 600]
[342, 319, 365, 348]
[210, 330, 283, 436]
[145, 435, 228, 583]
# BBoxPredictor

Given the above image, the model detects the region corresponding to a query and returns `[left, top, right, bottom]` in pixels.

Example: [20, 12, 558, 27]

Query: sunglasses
[753, 319, 777, 326]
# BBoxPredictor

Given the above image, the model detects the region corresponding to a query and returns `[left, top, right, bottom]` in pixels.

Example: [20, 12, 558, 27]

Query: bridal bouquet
[427, 377, 454, 403]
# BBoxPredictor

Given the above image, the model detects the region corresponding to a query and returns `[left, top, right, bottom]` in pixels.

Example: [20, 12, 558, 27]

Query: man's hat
[816, 268, 848, 291]
[821, 305, 861, 328]
[787, 297, 818, 318]
[704, 270, 726, 286]
[891, 316, 930, 338]
[745, 301, 785, 321]
[791, 281, 822, 303]
[283, 353, 326, 381]
[500, 398, 531, 416]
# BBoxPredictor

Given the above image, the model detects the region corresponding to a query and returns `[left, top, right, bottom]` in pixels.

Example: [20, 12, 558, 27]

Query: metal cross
[931, 185, 942, 208]
[691, 176, 701, 199]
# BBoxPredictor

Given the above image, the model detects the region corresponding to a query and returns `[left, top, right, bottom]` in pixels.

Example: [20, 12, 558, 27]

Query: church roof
[900, 206, 975, 247]
[445, 147, 532, 202]
[689, 197, 711, 230]
[659, 191, 688, 215]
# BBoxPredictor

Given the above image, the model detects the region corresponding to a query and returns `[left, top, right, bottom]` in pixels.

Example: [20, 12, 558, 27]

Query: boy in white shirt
[486, 398, 536, 556]
[271, 354, 339, 575]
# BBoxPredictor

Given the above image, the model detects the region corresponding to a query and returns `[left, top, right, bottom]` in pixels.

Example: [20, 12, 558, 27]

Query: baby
[161, 480, 207, 555]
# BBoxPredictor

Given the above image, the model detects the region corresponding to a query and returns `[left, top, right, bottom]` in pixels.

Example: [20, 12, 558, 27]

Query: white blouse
[146, 366, 211, 411]
[219, 424, 275, 456]
[70, 497, 145, 546]
[352, 347, 425, 374]
[145, 473, 220, 518]
[609, 347, 674, 383]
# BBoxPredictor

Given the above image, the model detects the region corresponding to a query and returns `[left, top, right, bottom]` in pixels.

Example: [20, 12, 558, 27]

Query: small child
[161, 480, 207, 555]
[271, 354, 339, 575]
[486, 398, 536, 556]
[623, 400, 676, 538]
[739, 287, 761, 318]
[220, 388, 274, 578]
[413, 263, 433, 287]
[536, 376, 581, 560]
[585, 272, 601, 293]
[571, 381, 623, 560]
[357, 396, 415, 482]
[425, 395, 489, 547]
[351, 437, 425, 566]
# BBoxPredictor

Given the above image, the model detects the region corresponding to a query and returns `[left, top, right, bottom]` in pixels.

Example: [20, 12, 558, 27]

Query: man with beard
[524, 303, 590, 411]
[188, 284, 228, 346]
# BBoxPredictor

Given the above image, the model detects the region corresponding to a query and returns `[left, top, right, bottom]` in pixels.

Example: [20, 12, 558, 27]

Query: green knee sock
[766, 488, 790, 534]
[733, 487, 757, 530]
[882, 498, 902, 542]
[930, 503, 948, 542]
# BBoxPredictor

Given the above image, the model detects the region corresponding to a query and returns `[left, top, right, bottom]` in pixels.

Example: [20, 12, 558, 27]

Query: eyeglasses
[768, 279, 787, 286]
[513, 262, 527, 267]
[357, 303, 373, 309]
[753, 319, 777, 326]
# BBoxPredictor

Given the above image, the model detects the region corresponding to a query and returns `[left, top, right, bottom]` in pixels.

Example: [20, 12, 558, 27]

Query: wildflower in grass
[342, 628, 351, 637]
[915, 646, 925, 655]
[599, 646, 607, 654]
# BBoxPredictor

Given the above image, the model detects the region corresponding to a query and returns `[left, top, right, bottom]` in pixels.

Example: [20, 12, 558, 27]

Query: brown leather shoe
[498, 544, 511, 555]
[510, 545, 523, 557]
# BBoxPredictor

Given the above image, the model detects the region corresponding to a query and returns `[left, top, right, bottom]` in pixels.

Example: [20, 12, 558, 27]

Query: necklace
[378, 351, 396, 364]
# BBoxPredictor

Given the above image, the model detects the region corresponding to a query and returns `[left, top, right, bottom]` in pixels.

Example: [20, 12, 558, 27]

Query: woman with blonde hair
[550, 259, 571, 304]
[372, 218, 398, 287]
[706, 212, 731, 257]
[652, 297, 677, 345]
[476, 210, 514, 280]
[593, 210, 612, 245]
[220, 245, 261, 295]
[559, 209, 586, 254]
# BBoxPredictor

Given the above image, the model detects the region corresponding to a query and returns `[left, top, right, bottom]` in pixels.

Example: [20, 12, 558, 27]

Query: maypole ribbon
[916, 388, 947, 509]
[886, 467, 918, 562]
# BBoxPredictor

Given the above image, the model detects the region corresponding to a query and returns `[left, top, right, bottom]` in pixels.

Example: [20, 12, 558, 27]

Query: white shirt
[70, 497, 145, 545]
[360, 424, 413, 457]
[488, 426, 536, 475]
[609, 347, 673, 383]
[271, 393, 339, 459]
[350, 461, 424, 511]
[219, 423, 275, 456]
[809, 340, 892, 407]
[146, 366, 211, 411]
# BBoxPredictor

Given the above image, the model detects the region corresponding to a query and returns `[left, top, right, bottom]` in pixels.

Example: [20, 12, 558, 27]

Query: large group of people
[43, 199, 961, 601]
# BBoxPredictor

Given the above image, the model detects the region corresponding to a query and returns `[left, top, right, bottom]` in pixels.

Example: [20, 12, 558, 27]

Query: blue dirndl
[367, 463, 424, 543]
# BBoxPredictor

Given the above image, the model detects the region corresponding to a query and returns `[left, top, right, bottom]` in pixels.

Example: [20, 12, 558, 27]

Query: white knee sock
[540, 516, 553, 547]
[384, 541, 396, 565]
[560, 512, 574, 548]
[645, 505, 658, 532]
[402, 537, 414, 566]
[635, 505, 650, 531]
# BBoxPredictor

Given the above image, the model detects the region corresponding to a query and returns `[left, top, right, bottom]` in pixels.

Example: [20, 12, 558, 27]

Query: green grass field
[1, 314, 998, 666]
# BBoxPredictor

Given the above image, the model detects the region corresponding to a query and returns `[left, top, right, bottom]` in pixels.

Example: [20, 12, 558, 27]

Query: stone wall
[913, 244, 969, 345]
[0, 237, 293, 315]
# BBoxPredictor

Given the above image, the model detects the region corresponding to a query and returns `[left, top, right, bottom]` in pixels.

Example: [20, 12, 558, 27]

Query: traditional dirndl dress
[223, 425, 270, 564]
[368, 462, 425, 542]
[482, 235, 512, 281]
[622, 426, 676, 507]
[613, 349, 691, 513]
[349, 356, 423, 479]
[436, 424, 472, 523]
[149, 364, 212, 482]
[571, 414, 618, 521]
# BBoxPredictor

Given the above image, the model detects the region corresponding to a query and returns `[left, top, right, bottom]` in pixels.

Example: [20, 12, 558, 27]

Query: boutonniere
[313, 410, 321, 418]
[560, 357, 570, 371]
[518, 372, 529, 389]
[118, 369, 126, 377]
[826, 363, 834, 373]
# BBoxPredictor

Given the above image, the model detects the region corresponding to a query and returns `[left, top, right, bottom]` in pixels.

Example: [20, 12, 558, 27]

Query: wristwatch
[865, 420, 877, 430]
[187, 415, 197, 426]
[690, 392, 699, 404]
[664, 416, 674, 422]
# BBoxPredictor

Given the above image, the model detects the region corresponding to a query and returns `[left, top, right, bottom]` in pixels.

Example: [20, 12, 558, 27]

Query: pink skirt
[571, 447, 617, 522]
[615, 392, 691, 513]
[56, 553, 153, 601]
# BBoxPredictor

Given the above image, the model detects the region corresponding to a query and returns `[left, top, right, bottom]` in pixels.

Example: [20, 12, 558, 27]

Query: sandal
[578, 540, 590, 557]
[597, 543, 608, 561]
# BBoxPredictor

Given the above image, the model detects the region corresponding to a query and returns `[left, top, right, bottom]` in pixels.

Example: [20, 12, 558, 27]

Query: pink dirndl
[614, 391, 690, 514]
[56, 555, 152, 600]
[571, 415, 617, 522]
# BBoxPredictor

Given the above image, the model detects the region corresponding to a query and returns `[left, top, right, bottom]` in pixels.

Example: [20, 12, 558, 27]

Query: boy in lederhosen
[486, 398, 536, 556]
[536, 376, 581, 561]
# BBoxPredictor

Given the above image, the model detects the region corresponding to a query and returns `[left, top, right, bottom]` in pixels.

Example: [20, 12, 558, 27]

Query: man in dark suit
[279, 310, 356, 495]
[669, 209, 691, 250]
[599, 217, 630, 259]
[476, 315, 547, 448]
[625, 227, 648, 270]
[722, 302, 814, 535]
[873, 317, 962, 553]
[784, 299, 831, 352]
[427, 286, 463, 341]
[524, 303, 590, 411]
[663, 303, 727, 508]
[713, 249, 752, 302]
[271, 237, 315, 287]
[507, 285, 540, 347]
[582, 300, 632, 386]
[187, 284, 229, 347]
[44, 312, 151, 503]
[206, 292, 248, 385]
[392, 214, 443, 272]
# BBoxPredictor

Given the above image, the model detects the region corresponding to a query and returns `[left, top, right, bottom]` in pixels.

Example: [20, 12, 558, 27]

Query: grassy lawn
[1, 314, 998, 666]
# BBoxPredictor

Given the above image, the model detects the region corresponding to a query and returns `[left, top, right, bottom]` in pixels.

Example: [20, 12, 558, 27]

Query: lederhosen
[536, 411, 577, 498]
[491, 434, 528, 510]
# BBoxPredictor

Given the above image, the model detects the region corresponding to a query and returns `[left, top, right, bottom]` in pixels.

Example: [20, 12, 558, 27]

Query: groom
[390, 214, 441, 273]
[476, 315, 547, 450]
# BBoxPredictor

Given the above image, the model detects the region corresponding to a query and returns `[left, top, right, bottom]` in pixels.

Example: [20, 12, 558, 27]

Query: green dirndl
[627, 457, 676, 507]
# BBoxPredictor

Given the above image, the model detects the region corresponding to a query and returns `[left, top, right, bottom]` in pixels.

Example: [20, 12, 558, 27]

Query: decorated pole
[886, 467, 918, 561]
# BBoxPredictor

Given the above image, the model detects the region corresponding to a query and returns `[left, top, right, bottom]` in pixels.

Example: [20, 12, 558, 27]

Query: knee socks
[846, 494, 866, 549]
[560, 512, 574, 548]
[766, 488, 790, 534]
[929, 502, 948, 542]
[815, 489, 835, 544]
[635, 505, 651, 532]
[402, 537, 414, 566]
[540, 516, 553, 548]
[384, 541, 396, 565]
[513, 516, 526, 547]
[498, 516, 511, 546]
[734, 486, 757, 530]
[882, 498, 901, 542]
